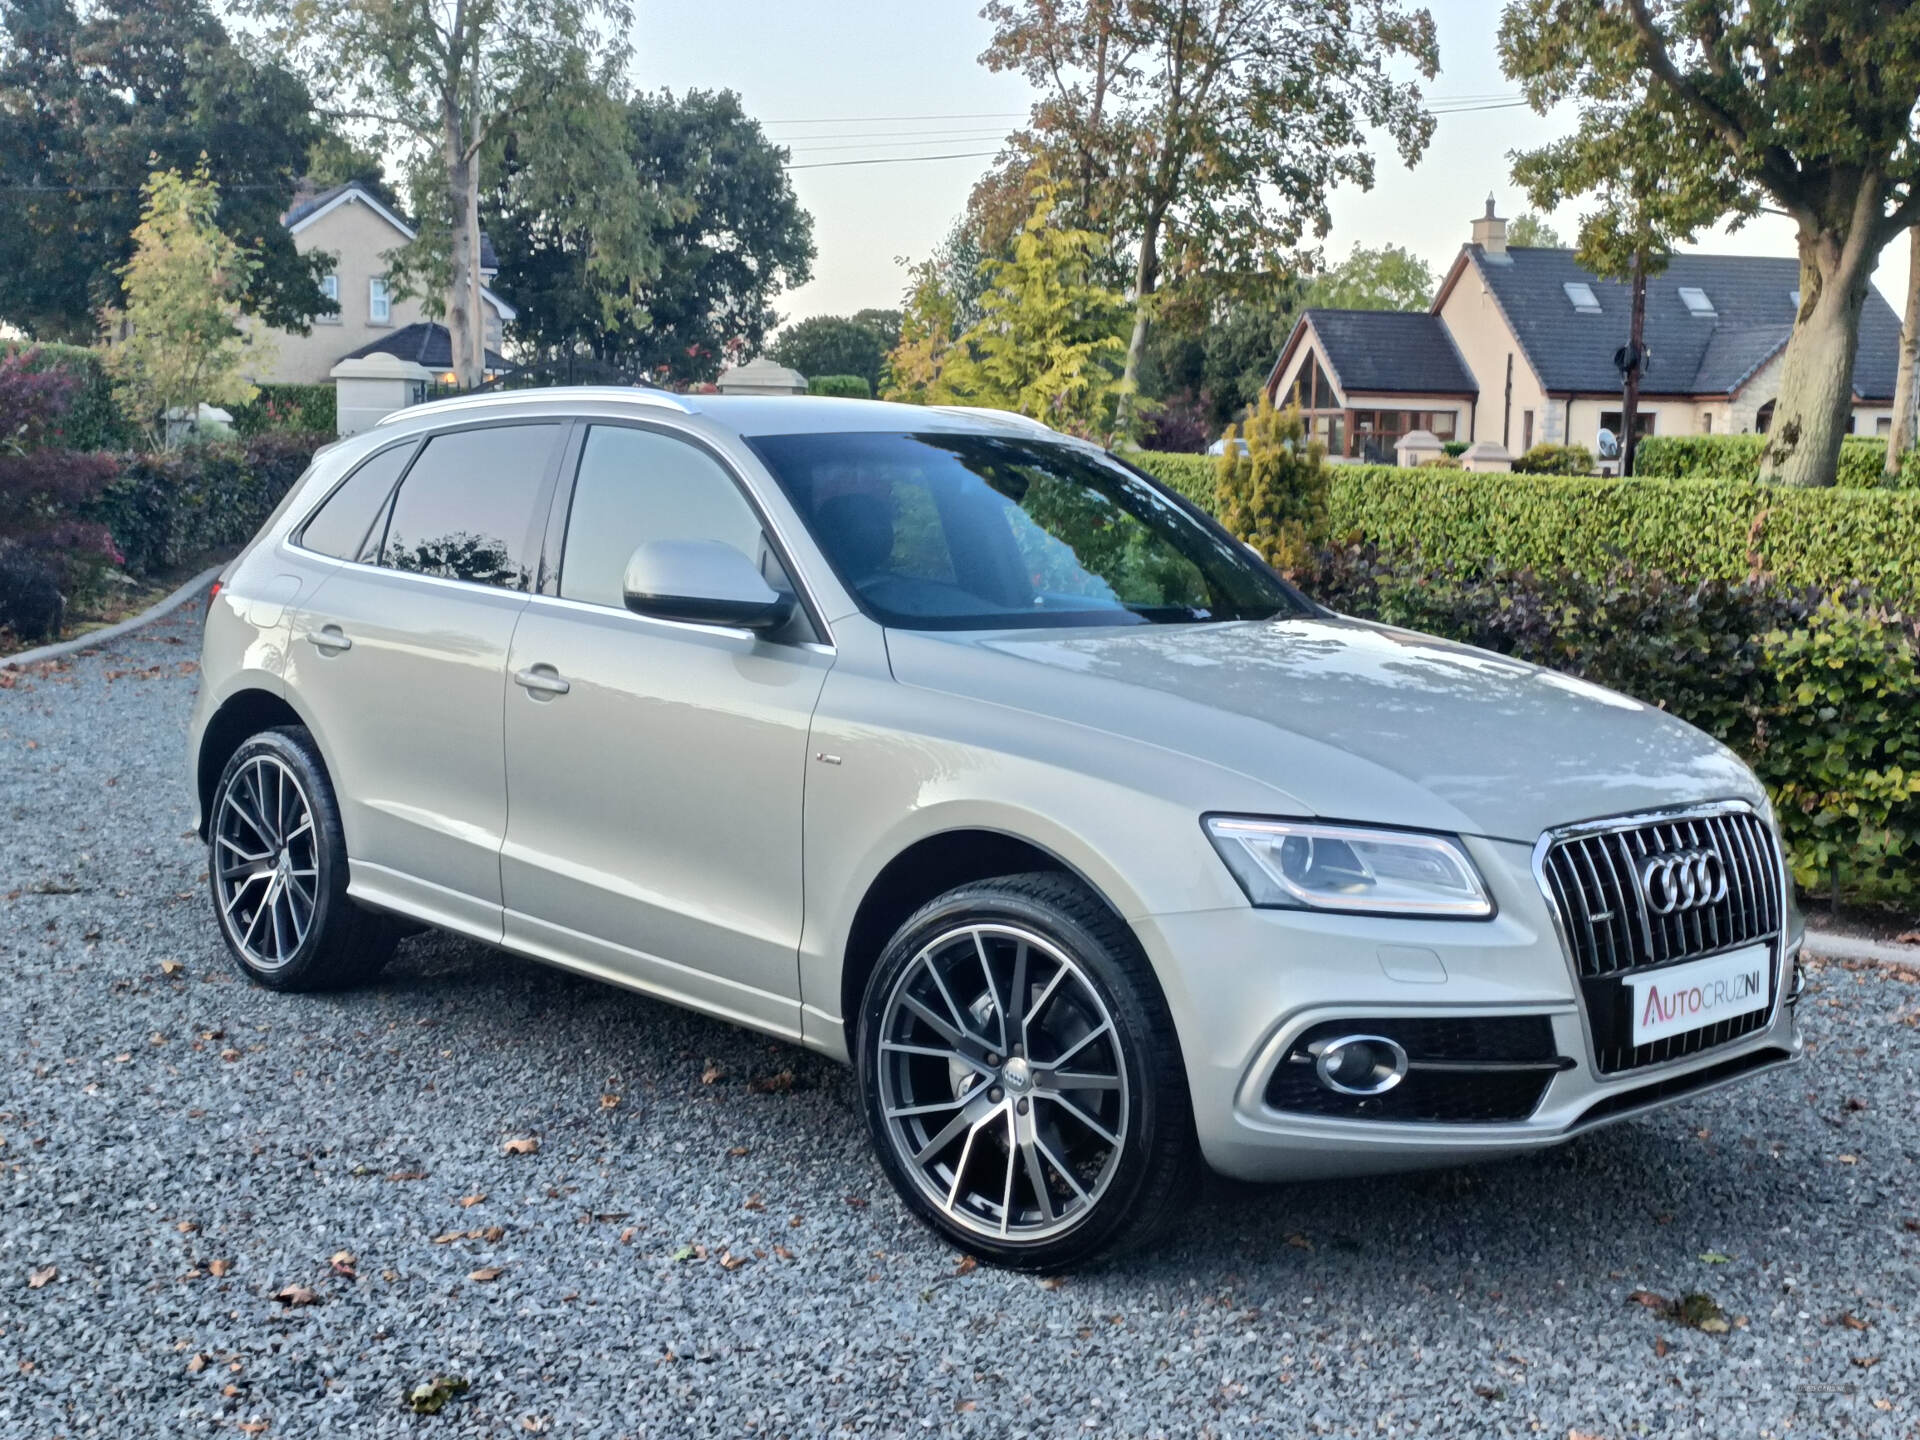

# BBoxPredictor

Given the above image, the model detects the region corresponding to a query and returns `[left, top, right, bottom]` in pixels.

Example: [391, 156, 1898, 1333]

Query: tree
[1507, 212, 1563, 248]
[770, 315, 889, 392]
[1304, 243, 1434, 311]
[1500, 1, 1920, 488]
[850, 309, 904, 353]
[883, 219, 993, 402]
[934, 174, 1131, 438]
[261, 0, 637, 386]
[1888, 230, 1920, 480]
[980, 0, 1439, 433]
[104, 164, 262, 448]
[0, 0, 329, 342]
[1214, 391, 1327, 573]
[488, 88, 810, 384]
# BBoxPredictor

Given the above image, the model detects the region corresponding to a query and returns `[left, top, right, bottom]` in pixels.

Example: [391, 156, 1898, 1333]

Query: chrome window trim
[518, 587, 836, 655]
[1529, 798, 1790, 1081]
[287, 436, 422, 560]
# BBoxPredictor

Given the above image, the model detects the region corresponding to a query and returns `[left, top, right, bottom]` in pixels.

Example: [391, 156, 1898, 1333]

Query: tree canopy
[0, 0, 328, 342]
[1500, 0, 1920, 486]
[1303, 243, 1434, 311]
[1507, 213, 1563, 248]
[770, 314, 889, 393]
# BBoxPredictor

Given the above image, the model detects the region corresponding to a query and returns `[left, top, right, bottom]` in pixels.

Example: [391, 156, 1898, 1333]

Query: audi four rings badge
[1637, 850, 1728, 913]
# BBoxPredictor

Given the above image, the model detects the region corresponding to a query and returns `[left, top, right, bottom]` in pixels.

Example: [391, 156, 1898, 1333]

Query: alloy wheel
[874, 922, 1130, 1244]
[213, 754, 319, 972]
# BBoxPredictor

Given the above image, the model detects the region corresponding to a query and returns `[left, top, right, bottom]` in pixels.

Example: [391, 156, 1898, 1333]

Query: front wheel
[208, 726, 395, 991]
[856, 873, 1199, 1271]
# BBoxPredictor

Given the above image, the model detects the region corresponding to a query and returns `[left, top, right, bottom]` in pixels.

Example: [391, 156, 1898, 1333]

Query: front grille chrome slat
[1538, 806, 1783, 1076]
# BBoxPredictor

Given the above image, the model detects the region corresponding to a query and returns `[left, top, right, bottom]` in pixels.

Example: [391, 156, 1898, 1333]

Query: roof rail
[375, 385, 695, 427]
[929, 405, 1062, 439]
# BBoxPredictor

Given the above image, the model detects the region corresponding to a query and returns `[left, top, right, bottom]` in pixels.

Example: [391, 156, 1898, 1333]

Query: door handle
[307, 625, 352, 653]
[513, 665, 571, 697]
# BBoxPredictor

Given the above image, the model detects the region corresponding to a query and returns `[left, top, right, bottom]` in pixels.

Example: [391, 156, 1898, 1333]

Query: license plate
[1622, 945, 1771, 1046]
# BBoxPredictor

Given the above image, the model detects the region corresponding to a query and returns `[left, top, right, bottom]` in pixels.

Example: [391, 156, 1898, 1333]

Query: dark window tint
[299, 444, 412, 561]
[378, 424, 557, 590]
[560, 426, 778, 609]
[748, 431, 1303, 630]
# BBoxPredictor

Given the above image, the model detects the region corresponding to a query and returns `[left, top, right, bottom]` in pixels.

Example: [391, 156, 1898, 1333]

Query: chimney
[1472, 195, 1507, 256]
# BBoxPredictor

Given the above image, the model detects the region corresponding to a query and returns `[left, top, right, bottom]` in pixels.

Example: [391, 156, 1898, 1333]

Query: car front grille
[1539, 806, 1784, 1074]
[1264, 1015, 1567, 1124]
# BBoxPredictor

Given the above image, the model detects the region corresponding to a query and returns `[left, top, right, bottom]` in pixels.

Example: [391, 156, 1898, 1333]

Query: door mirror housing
[621, 539, 796, 631]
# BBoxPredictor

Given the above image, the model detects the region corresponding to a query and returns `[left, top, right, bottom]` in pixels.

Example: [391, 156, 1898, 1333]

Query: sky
[633, 0, 1911, 328]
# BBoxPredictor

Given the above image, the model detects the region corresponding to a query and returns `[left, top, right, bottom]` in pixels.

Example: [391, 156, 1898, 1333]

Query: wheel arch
[195, 687, 311, 837]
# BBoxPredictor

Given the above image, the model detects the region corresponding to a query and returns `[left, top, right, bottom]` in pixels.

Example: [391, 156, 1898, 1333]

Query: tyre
[856, 872, 1199, 1271]
[207, 726, 395, 991]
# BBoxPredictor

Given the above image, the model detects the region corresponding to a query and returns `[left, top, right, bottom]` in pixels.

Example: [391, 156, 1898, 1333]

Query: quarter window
[299, 443, 413, 561]
[559, 425, 781, 610]
[378, 424, 557, 590]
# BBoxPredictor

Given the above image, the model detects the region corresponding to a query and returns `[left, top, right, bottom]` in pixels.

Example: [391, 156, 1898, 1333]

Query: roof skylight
[1677, 285, 1716, 317]
[1563, 281, 1601, 314]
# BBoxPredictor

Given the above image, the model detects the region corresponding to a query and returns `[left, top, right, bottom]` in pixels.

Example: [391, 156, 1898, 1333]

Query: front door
[286, 421, 563, 940]
[500, 423, 832, 1037]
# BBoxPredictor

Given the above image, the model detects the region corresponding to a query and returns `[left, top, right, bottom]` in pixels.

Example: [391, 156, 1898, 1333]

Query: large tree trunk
[444, 138, 482, 390]
[1759, 225, 1876, 487]
[1885, 226, 1920, 479]
[463, 157, 486, 382]
[1113, 214, 1160, 440]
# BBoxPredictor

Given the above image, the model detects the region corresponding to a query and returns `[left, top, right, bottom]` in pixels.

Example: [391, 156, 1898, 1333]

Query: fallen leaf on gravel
[386, 1170, 428, 1182]
[718, 1251, 748, 1271]
[670, 1245, 699, 1262]
[501, 1137, 539, 1156]
[1677, 1293, 1729, 1333]
[954, 1255, 977, 1277]
[480, 1226, 503, 1242]
[1653, 1337, 1669, 1358]
[330, 1251, 356, 1278]
[238, 1422, 268, 1435]
[208, 1258, 231, 1277]
[1905, 1218, 1920, 1233]
[1472, 1385, 1502, 1400]
[160, 959, 183, 975]
[1839, 1312, 1872, 1331]
[700, 1062, 724, 1085]
[458, 1193, 487, 1208]
[619, 1227, 636, 1245]
[599, 1093, 620, 1110]
[1284, 1232, 1313, 1251]
[406, 1375, 469, 1415]
[27, 1265, 56, 1289]
[1628, 1289, 1668, 1310]
[1037, 1275, 1063, 1291]
[186, 1354, 207, 1374]
[432, 1232, 462, 1244]
[773, 1245, 794, 1261]
[1837, 1154, 1858, 1164]
[956, 1400, 977, 1413]
[1569, 1431, 1603, 1440]
[271, 1284, 318, 1307]
[176, 1220, 197, 1233]
[1699, 1251, 1732, 1264]
[743, 1195, 765, 1211]
[1895, 930, 1919, 945]
[468, 1267, 502, 1283]
[1852, 1355, 1881, 1369]
[748, 1070, 794, 1094]
[220, 1049, 241, 1063]
[727, 1146, 749, 1157]
[843, 1195, 867, 1209]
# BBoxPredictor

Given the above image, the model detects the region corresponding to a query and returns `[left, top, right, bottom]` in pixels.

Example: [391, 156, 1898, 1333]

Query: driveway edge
[2, 562, 223, 670]
[1801, 928, 1919, 967]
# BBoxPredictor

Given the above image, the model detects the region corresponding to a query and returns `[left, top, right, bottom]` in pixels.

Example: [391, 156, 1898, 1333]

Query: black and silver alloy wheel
[876, 922, 1130, 1243]
[858, 873, 1199, 1271]
[213, 754, 319, 972]
[207, 727, 395, 991]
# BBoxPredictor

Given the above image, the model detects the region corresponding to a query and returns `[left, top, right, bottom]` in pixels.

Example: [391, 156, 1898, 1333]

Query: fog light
[1311, 1034, 1409, 1096]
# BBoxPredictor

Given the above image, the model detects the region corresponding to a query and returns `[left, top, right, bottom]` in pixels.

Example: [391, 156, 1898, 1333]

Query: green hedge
[808, 374, 872, 399]
[89, 434, 326, 577]
[3, 342, 135, 452]
[1635, 433, 1919, 489]
[1131, 451, 1217, 510]
[231, 383, 337, 437]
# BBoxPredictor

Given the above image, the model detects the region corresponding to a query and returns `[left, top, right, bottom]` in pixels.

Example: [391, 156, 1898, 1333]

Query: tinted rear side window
[378, 424, 558, 590]
[299, 443, 412, 561]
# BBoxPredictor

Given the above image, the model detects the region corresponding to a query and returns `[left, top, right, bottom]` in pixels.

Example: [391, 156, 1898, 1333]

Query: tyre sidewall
[856, 880, 1176, 1272]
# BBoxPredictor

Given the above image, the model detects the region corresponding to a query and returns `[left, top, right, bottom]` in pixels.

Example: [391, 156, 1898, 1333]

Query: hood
[885, 615, 1763, 844]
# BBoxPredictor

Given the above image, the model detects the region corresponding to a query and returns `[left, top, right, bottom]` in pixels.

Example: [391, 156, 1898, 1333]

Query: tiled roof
[282, 180, 500, 271]
[1298, 308, 1478, 396]
[340, 322, 511, 373]
[1467, 247, 1900, 399]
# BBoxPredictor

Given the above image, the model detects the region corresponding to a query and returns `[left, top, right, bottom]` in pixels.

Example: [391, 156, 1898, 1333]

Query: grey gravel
[2, 605, 1916, 1438]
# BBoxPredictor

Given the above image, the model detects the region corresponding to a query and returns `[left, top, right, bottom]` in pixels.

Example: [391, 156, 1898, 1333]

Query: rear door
[286, 420, 565, 940]
[499, 422, 832, 1036]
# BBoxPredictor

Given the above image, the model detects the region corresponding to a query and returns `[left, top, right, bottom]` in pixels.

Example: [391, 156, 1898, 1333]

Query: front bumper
[1136, 835, 1804, 1182]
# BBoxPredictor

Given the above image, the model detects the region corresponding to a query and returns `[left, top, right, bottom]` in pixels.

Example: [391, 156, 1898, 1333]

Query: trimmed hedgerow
[1511, 442, 1593, 474]
[230, 383, 337, 437]
[1, 342, 135, 452]
[807, 374, 872, 399]
[1131, 451, 1216, 510]
[1635, 432, 1918, 489]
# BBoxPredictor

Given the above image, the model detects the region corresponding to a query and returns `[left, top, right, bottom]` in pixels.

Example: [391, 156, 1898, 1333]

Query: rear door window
[377, 424, 559, 590]
[298, 443, 413, 562]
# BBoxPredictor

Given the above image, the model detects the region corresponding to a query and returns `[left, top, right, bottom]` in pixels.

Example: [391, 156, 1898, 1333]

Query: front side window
[298, 442, 413, 561]
[749, 431, 1302, 631]
[559, 425, 781, 610]
[368, 277, 391, 324]
[377, 424, 556, 590]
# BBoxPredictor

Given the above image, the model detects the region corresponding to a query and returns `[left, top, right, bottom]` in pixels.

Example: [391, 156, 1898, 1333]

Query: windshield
[747, 430, 1305, 631]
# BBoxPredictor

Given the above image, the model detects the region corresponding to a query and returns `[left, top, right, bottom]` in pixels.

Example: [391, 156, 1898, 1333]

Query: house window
[1702, 411, 1713, 434]
[1676, 285, 1716, 318]
[1521, 410, 1534, 452]
[1599, 410, 1656, 438]
[369, 277, 392, 325]
[1350, 409, 1457, 463]
[1563, 281, 1601, 314]
[316, 274, 341, 324]
[1289, 353, 1337, 410]
[1877, 416, 1893, 436]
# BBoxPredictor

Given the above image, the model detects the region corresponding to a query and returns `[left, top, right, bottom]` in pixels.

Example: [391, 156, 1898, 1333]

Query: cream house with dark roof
[1267, 200, 1901, 462]
[246, 181, 516, 385]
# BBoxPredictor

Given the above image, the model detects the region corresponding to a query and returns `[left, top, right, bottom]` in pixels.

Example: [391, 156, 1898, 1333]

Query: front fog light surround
[1204, 816, 1494, 918]
[1311, 1034, 1408, 1096]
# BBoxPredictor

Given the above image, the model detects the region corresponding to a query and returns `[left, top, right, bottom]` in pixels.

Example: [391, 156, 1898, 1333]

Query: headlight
[1203, 816, 1494, 918]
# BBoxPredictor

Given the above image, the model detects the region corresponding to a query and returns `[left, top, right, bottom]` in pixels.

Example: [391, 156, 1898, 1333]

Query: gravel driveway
[3, 605, 1916, 1439]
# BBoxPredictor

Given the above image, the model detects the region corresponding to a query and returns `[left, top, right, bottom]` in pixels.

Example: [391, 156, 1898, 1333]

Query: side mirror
[622, 539, 795, 632]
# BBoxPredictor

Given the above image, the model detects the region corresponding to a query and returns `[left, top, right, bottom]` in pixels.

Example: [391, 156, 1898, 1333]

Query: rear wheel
[857, 873, 1198, 1271]
[208, 726, 394, 991]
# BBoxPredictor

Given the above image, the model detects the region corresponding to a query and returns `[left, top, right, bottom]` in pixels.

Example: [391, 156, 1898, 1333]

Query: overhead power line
[783, 150, 1002, 172]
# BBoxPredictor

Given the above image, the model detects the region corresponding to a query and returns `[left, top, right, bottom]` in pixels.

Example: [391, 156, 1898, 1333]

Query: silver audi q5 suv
[189, 389, 1804, 1269]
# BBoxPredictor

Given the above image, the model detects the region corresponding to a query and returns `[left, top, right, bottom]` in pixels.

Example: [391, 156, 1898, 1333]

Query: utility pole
[1620, 247, 1647, 477]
